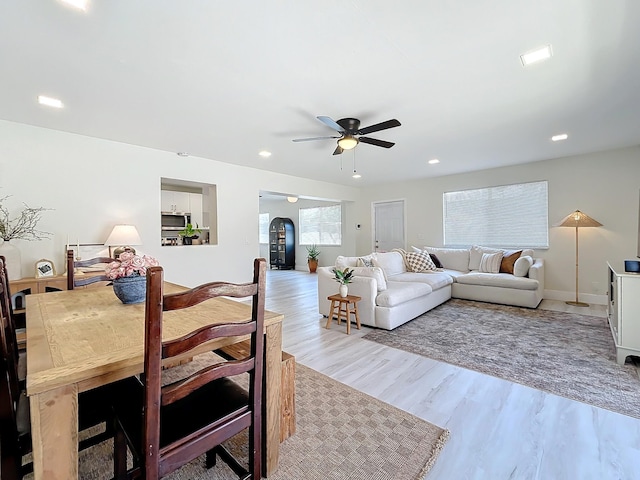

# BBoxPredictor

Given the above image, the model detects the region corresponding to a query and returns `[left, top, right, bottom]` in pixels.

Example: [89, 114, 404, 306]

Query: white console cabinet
[607, 262, 640, 364]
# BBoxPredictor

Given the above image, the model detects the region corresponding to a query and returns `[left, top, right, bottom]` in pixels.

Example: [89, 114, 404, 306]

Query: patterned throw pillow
[479, 252, 503, 273]
[356, 256, 375, 267]
[404, 250, 437, 272]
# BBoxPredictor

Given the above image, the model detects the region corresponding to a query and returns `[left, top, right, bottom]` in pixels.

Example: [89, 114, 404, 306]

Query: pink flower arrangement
[105, 251, 159, 280]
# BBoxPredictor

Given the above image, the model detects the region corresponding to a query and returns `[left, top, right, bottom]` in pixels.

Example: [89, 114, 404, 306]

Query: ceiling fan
[292, 116, 401, 155]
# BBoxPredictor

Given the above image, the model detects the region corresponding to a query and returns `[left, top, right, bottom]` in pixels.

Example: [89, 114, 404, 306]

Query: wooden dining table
[26, 282, 284, 480]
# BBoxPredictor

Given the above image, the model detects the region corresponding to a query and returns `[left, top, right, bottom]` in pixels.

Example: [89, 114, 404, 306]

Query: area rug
[47, 359, 448, 480]
[363, 299, 640, 419]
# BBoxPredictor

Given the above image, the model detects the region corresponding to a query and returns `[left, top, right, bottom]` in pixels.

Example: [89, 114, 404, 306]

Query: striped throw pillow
[479, 252, 503, 273]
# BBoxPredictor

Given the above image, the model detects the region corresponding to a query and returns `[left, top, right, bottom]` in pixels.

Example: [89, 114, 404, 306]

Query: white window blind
[443, 181, 548, 248]
[299, 204, 342, 246]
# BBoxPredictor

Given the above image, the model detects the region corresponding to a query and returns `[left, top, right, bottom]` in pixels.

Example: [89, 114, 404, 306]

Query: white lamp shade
[105, 225, 142, 246]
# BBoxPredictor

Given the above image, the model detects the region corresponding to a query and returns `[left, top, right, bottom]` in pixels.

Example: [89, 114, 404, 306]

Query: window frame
[298, 204, 342, 246]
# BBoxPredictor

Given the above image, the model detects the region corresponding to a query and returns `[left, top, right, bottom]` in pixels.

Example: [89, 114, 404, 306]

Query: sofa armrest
[528, 258, 544, 291]
[317, 267, 377, 327]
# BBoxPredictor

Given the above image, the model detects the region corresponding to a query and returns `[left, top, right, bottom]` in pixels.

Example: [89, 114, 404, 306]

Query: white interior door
[373, 200, 405, 252]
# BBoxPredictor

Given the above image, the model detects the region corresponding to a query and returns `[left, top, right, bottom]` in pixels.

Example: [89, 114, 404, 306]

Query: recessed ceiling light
[428, 159, 440, 165]
[520, 45, 553, 66]
[60, 0, 88, 11]
[258, 150, 272, 158]
[176, 152, 190, 157]
[352, 173, 362, 179]
[37, 95, 64, 108]
[551, 134, 568, 142]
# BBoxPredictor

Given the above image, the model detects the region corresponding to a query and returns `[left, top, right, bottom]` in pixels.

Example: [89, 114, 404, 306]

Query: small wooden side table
[326, 294, 361, 334]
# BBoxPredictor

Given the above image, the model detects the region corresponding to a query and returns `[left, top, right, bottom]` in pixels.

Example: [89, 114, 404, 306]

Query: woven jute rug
[52, 357, 448, 479]
[363, 299, 640, 419]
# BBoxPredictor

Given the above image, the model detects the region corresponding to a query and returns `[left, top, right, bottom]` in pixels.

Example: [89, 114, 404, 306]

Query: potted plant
[178, 223, 201, 245]
[105, 251, 159, 304]
[332, 267, 354, 297]
[306, 244, 320, 273]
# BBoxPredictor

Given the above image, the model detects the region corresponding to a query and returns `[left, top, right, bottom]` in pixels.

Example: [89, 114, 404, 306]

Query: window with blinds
[443, 181, 548, 248]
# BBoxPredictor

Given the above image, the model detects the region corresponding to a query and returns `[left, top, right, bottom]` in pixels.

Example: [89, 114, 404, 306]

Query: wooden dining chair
[67, 249, 114, 290]
[0, 257, 140, 479]
[0, 256, 24, 378]
[113, 258, 267, 480]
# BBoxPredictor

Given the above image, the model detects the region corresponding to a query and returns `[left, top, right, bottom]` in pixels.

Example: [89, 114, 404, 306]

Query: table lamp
[105, 224, 142, 259]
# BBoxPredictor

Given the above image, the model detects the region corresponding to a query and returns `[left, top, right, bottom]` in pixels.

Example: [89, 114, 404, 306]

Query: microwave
[161, 212, 191, 230]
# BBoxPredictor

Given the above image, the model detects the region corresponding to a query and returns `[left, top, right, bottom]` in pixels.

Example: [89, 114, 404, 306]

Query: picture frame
[35, 259, 56, 278]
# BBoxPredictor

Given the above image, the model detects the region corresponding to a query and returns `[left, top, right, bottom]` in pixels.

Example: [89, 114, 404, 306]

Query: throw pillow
[513, 255, 533, 277]
[404, 250, 437, 272]
[429, 253, 443, 269]
[479, 252, 503, 273]
[372, 251, 406, 277]
[499, 250, 522, 274]
[356, 256, 374, 267]
[410, 246, 443, 269]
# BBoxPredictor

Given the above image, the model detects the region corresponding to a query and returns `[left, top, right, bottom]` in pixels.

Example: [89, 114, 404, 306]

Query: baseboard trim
[543, 289, 607, 305]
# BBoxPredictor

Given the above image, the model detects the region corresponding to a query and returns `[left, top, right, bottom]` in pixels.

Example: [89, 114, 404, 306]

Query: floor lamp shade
[555, 210, 602, 307]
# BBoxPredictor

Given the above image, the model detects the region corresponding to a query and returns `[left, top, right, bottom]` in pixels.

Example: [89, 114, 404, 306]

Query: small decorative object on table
[306, 244, 320, 273]
[35, 259, 55, 278]
[332, 267, 354, 297]
[105, 252, 159, 304]
[178, 223, 202, 246]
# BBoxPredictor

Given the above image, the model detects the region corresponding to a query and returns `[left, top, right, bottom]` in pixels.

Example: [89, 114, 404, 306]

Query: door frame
[371, 199, 407, 252]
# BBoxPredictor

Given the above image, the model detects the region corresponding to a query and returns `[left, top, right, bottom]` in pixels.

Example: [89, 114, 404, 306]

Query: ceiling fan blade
[317, 116, 346, 133]
[358, 119, 401, 135]
[292, 136, 340, 142]
[359, 136, 395, 148]
[332, 145, 344, 155]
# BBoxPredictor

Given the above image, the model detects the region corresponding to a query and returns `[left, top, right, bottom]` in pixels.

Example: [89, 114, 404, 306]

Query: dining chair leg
[114, 424, 128, 480]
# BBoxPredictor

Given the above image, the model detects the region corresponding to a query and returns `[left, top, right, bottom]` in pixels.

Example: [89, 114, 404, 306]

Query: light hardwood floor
[266, 269, 640, 480]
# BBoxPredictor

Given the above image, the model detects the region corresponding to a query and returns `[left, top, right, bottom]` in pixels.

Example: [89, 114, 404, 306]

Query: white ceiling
[2, 1, 640, 187]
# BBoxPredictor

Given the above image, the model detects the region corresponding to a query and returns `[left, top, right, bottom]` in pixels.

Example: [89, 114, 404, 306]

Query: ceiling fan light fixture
[337, 136, 359, 150]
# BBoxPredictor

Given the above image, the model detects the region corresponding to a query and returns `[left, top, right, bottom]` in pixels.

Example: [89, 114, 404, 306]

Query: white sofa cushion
[372, 251, 406, 277]
[376, 281, 432, 307]
[455, 272, 539, 290]
[514, 255, 534, 277]
[423, 247, 470, 272]
[389, 272, 453, 291]
[335, 256, 360, 269]
[351, 266, 387, 291]
[479, 252, 503, 273]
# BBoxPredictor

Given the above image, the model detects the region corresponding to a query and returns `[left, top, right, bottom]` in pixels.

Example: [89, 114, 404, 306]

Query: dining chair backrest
[141, 258, 266, 479]
[0, 257, 20, 396]
[0, 257, 25, 479]
[66, 249, 114, 290]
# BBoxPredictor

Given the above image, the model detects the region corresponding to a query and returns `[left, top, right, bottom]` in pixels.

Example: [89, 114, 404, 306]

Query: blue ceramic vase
[112, 275, 146, 304]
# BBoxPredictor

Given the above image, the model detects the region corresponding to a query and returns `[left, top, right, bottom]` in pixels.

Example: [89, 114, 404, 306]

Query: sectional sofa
[317, 246, 544, 330]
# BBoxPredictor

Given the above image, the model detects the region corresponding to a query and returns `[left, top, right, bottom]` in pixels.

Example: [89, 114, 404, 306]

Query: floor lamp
[555, 210, 602, 307]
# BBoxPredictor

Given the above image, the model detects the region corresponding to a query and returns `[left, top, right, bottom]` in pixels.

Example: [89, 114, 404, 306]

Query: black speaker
[624, 260, 640, 273]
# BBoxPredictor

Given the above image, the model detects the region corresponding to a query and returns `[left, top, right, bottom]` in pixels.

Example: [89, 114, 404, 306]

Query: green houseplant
[306, 244, 320, 273]
[178, 223, 201, 245]
[332, 267, 354, 297]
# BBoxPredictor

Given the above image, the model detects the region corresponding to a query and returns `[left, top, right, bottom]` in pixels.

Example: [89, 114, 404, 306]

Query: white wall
[356, 145, 640, 304]
[0, 120, 359, 286]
